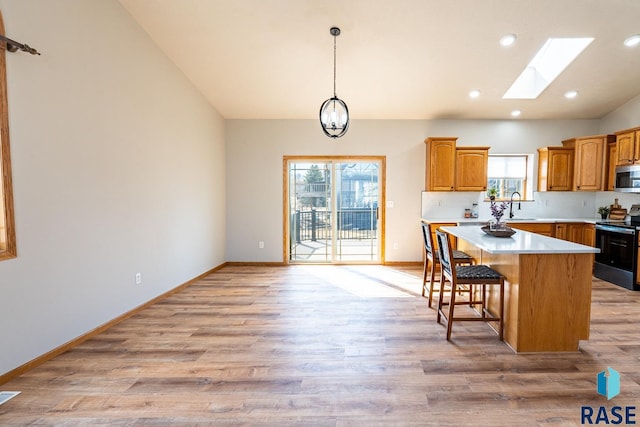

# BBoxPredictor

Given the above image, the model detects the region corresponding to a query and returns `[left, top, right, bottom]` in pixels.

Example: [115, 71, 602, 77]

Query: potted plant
[487, 187, 498, 200]
[598, 206, 610, 220]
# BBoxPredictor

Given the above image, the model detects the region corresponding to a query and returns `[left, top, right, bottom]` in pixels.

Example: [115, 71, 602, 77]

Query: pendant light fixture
[319, 27, 349, 139]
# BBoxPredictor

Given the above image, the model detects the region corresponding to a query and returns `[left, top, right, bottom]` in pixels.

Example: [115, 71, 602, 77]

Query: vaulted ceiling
[119, 0, 640, 120]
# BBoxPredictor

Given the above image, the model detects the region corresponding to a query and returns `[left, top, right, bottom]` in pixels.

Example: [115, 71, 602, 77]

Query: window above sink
[486, 154, 534, 201]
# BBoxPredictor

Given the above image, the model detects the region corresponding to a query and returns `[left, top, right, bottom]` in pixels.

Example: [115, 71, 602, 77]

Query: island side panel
[517, 253, 593, 352]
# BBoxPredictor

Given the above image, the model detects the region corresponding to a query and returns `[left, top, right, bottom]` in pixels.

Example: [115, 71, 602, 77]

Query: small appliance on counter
[628, 204, 640, 224]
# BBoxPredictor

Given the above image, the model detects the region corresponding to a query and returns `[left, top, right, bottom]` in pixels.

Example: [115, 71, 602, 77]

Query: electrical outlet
[135, 273, 142, 285]
[258, 241, 265, 249]
[393, 243, 399, 250]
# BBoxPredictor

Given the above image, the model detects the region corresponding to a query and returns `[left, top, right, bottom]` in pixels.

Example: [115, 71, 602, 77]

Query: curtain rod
[0, 34, 40, 55]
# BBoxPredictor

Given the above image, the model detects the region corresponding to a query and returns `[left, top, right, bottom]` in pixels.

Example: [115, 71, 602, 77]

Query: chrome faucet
[509, 191, 522, 218]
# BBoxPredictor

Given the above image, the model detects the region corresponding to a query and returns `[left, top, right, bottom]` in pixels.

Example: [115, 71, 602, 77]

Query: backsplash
[421, 191, 640, 220]
[595, 193, 640, 217]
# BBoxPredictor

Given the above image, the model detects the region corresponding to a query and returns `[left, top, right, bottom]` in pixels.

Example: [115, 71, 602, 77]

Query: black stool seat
[455, 265, 502, 280]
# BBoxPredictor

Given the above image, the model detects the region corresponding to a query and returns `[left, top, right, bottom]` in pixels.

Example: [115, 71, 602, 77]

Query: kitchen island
[439, 225, 599, 352]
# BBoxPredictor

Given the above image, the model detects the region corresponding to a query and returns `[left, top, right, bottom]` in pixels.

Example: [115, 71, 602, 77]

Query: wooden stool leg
[499, 279, 504, 341]
[437, 274, 446, 323]
[428, 259, 437, 308]
[481, 284, 486, 318]
[446, 283, 456, 340]
[422, 257, 428, 297]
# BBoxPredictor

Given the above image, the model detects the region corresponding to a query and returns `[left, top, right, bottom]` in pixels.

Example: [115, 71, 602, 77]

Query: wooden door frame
[283, 155, 386, 264]
[0, 7, 17, 261]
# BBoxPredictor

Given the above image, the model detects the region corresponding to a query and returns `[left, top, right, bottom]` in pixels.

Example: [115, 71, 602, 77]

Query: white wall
[597, 93, 640, 210]
[225, 118, 600, 263]
[600, 93, 640, 134]
[0, 0, 226, 376]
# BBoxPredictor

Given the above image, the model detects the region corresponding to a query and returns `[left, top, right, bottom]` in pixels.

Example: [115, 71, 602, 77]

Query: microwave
[615, 165, 640, 192]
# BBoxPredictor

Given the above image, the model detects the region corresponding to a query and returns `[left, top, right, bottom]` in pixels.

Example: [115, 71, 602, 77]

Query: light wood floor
[1, 265, 640, 426]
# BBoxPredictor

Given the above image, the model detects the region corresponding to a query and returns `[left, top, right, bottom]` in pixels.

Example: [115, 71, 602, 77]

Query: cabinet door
[635, 130, 640, 163]
[455, 148, 488, 191]
[429, 223, 457, 250]
[547, 149, 574, 191]
[567, 223, 584, 244]
[616, 131, 635, 166]
[508, 222, 554, 236]
[607, 143, 617, 191]
[574, 137, 605, 191]
[425, 139, 456, 191]
[555, 223, 567, 240]
[583, 224, 595, 247]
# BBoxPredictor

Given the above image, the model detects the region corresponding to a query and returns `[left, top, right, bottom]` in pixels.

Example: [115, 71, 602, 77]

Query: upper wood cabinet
[615, 126, 640, 166]
[562, 135, 614, 191]
[455, 148, 488, 191]
[424, 137, 489, 191]
[607, 142, 617, 191]
[425, 137, 456, 191]
[537, 147, 574, 191]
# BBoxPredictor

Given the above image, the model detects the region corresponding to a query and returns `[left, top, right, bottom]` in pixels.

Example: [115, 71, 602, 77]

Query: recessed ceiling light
[469, 89, 481, 99]
[564, 90, 578, 99]
[511, 110, 522, 117]
[500, 34, 517, 47]
[503, 37, 594, 99]
[624, 34, 640, 47]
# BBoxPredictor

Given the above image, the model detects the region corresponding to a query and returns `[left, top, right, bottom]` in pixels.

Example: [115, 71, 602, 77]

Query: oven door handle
[609, 241, 629, 247]
[595, 224, 637, 235]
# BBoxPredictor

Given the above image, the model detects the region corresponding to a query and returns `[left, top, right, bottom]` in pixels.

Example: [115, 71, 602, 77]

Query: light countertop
[440, 225, 600, 255]
[423, 217, 598, 224]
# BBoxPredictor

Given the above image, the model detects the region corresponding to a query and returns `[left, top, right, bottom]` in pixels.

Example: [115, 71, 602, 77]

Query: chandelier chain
[333, 34, 337, 97]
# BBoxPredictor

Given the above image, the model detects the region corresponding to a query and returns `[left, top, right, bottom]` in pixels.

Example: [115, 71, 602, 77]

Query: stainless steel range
[593, 204, 640, 291]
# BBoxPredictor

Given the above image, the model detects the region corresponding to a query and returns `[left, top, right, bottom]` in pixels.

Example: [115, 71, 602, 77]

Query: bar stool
[421, 223, 474, 308]
[435, 229, 505, 341]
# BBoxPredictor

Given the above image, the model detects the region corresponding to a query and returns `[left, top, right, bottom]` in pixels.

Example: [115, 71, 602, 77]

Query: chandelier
[319, 27, 349, 139]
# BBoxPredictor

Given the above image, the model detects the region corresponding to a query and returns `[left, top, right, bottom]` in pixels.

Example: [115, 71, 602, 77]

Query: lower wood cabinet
[555, 222, 595, 246]
[513, 221, 596, 247]
[428, 222, 457, 249]
[582, 223, 596, 247]
[508, 222, 554, 237]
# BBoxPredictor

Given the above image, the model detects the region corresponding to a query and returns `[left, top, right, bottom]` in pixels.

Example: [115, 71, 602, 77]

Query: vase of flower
[489, 196, 509, 229]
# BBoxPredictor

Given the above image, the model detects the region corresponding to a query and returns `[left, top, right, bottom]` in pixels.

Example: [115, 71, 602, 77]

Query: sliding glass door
[285, 157, 384, 264]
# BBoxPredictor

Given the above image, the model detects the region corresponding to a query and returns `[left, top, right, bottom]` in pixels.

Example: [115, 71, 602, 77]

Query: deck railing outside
[292, 208, 377, 243]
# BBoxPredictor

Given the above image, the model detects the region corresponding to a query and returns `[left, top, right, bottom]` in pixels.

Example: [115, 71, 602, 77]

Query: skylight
[503, 37, 594, 99]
